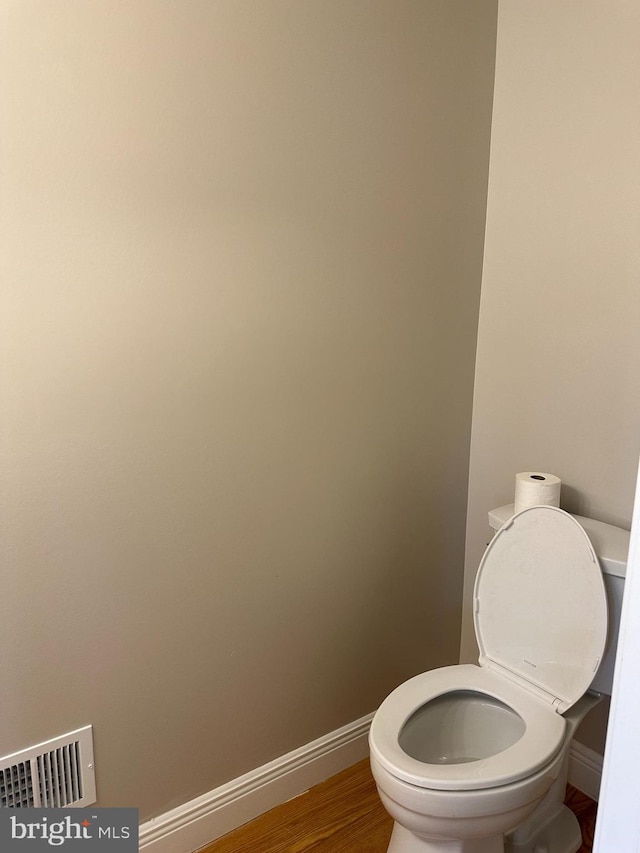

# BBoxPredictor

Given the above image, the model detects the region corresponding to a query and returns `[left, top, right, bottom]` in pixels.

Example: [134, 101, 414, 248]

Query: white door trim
[594, 458, 640, 853]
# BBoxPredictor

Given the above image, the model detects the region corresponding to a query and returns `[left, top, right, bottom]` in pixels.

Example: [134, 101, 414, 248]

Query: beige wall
[461, 1, 640, 755]
[1, 2, 497, 819]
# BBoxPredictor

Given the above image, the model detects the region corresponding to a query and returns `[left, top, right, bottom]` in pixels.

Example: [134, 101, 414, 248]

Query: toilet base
[385, 803, 581, 853]
[385, 804, 581, 853]
[504, 736, 582, 853]
[505, 805, 581, 853]
[387, 822, 504, 853]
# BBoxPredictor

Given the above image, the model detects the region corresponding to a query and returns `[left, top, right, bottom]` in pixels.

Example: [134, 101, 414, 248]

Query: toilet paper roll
[514, 472, 561, 514]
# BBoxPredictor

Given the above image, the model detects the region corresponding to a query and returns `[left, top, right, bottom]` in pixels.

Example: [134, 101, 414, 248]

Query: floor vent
[0, 725, 96, 808]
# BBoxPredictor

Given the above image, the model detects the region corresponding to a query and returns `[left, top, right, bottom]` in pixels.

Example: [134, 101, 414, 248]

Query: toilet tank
[488, 505, 629, 696]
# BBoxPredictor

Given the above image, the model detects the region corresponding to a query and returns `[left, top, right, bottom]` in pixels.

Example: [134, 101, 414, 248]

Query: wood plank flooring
[199, 759, 597, 853]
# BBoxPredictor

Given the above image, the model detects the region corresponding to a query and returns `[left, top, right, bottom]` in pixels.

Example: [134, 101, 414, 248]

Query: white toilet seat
[369, 663, 566, 792]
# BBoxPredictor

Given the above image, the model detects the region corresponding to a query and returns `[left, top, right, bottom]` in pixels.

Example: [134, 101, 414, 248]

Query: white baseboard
[568, 740, 603, 801]
[139, 712, 374, 853]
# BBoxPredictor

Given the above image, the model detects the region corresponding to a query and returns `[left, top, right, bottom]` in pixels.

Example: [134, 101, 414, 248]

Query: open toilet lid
[474, 506, 608, 713]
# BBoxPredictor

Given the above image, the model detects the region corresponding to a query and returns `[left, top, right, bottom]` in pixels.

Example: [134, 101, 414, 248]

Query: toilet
[369, 505, 629, 853]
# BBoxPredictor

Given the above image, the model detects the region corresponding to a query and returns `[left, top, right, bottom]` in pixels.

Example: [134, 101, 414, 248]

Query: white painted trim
[568, 740, 603, 802]
[139, 712, 374, 853]
[594, 458, 640, 853]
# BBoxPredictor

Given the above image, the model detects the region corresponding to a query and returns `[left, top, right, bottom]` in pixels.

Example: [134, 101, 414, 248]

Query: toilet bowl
[369, 506, 611, 853]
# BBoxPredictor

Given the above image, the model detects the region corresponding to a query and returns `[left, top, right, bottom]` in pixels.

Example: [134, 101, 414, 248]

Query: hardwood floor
[199, 761, 390, 853]
[199, 759, 597, 853]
